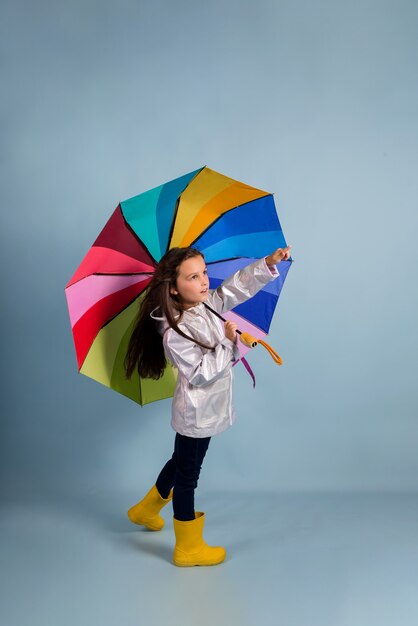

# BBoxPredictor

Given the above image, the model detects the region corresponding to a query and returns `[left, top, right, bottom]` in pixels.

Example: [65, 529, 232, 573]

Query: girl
[124, 244, 291, 567]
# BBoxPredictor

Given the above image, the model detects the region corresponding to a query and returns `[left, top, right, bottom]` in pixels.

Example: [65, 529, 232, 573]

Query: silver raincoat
[150, 256, 280, 438]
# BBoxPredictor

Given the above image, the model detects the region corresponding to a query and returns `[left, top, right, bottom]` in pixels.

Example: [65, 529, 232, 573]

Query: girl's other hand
[265, 245, 292, 266]
[224, 320, 238, 343]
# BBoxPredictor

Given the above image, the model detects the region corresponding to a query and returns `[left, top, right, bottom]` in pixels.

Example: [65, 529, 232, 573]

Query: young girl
[124, 244, 291, 567]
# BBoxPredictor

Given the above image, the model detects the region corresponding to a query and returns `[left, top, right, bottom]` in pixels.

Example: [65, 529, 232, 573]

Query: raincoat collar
[150, 302, 205, 321]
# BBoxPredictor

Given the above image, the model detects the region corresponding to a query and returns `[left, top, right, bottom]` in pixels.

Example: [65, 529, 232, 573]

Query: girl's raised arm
[207, 256, 280, 315]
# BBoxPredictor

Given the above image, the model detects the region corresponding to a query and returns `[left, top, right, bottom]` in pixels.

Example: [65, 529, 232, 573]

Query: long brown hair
[124, 247, 215, 381]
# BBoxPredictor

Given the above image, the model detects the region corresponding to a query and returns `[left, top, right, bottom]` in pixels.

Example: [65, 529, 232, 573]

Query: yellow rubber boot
[173, 512, 226, 567]
[127, 485, 173, 531]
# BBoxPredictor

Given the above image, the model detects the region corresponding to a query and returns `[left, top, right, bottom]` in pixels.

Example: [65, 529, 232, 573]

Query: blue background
[1, 1, 418, 625]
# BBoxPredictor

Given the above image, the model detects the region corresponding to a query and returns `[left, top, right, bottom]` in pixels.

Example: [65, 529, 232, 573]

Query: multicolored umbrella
[65, 166, 292, 405]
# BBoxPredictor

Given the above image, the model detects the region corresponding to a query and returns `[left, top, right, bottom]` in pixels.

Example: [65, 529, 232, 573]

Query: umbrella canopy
[65, 166, 292, 405]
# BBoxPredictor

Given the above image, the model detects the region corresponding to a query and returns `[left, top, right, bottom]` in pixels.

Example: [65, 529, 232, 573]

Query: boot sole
[127, 512, 163, 531]
[173, 553, 226, 567]
[173, 560, 225, 567]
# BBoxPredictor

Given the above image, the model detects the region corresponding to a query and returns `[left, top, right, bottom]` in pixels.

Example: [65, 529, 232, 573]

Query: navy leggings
[155, 432, 211, 521]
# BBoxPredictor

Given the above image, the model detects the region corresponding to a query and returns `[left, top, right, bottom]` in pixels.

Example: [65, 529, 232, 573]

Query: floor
[1, 489, 418, 626]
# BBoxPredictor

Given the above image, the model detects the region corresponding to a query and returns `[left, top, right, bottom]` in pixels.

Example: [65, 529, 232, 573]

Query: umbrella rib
[204, 302, 272, 337]
[118, 204, 159, 267]
[166, 195, 181, 253]
[205, 256, 256, 266]
[165, 166, 205, 253]
[91, 272, 154, 277]
[95, 290, 146, 333]
[65, 271, 154, 291]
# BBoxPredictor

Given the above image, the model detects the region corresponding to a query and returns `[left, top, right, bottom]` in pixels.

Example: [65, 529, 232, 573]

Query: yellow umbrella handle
[239, 332, 283, 365]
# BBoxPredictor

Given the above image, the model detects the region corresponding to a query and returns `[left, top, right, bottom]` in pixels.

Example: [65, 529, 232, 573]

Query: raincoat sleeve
[208, 256, 280, 315]
[163, 327, 240, 387]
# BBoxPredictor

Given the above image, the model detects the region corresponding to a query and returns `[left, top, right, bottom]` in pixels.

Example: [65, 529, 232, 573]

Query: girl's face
[171, 255, 209, 309]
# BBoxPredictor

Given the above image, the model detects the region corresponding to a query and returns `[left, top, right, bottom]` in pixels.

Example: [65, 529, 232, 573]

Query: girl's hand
[224, 320, 238, 343]
[265, 245, 292, 266]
